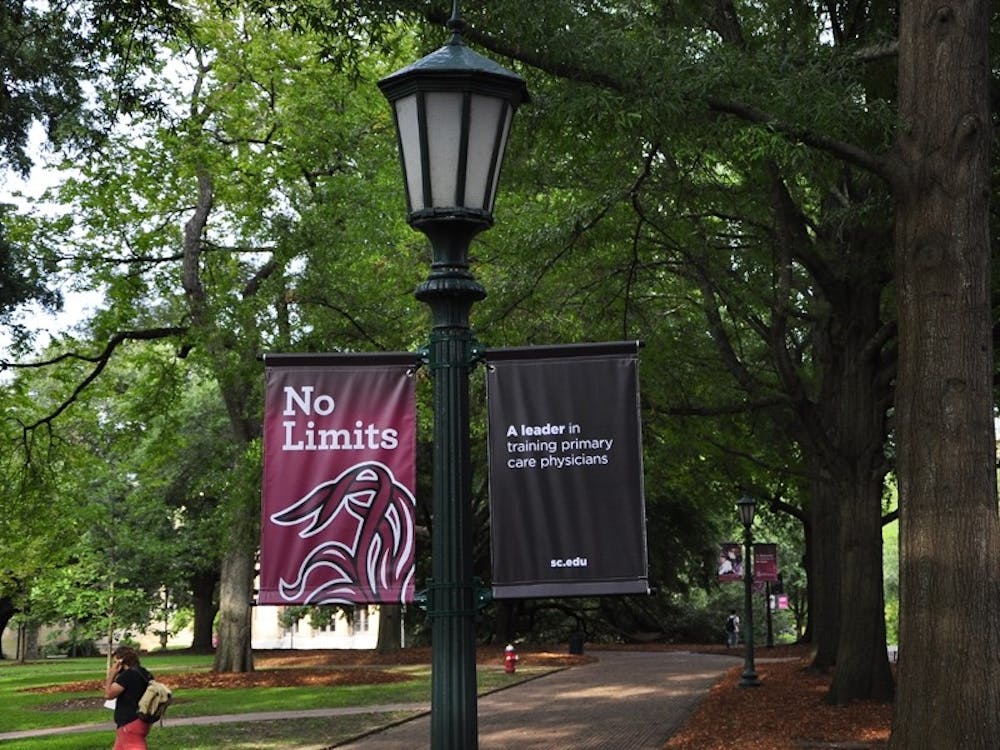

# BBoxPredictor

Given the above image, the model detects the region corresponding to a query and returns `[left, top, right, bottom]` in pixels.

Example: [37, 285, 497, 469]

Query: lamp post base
[739, 669, 761, 688]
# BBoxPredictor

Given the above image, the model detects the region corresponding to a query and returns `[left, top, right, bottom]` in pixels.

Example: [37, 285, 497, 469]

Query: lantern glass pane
[394, 94, 424, 211]
[465, 94, 505, 211]
[425, 91, 464, 208]
[485, 105, 513, 214]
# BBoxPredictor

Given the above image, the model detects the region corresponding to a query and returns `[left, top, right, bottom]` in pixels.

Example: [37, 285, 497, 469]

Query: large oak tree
[887, 0, 998, 745]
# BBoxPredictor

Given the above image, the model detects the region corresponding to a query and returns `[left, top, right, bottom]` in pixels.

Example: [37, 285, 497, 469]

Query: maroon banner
[259, 354, 418, 605]
[754, 543, 779, 583]
[718, 542, 743, 582]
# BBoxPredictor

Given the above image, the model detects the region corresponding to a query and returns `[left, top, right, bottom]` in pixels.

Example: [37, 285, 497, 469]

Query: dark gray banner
[485, 343, 649, 598]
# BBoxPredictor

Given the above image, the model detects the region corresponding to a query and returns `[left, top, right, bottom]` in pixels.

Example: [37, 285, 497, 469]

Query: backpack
[725, 616, 736, 633]
[137, 679, 173, 724]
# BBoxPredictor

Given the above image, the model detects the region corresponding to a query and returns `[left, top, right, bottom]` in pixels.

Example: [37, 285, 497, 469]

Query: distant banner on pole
[485, 343, 649, 598]
[259, 353, 419, 606]
[754, 543, 779, 583]
[718, 542, 744, 582]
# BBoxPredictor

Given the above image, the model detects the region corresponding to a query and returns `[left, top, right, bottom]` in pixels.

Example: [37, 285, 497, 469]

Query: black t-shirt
[113, 666, 152, 727]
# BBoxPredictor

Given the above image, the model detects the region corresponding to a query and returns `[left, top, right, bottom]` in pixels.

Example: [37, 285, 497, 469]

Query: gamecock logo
[269, 461, 415, 604]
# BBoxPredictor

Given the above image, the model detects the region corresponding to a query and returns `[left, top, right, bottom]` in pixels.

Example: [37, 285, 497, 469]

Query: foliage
[7, 0, 969, 677]
[0, 0, 194, 341]
[0, 211, 62, 330]
[0, 340, 202, 642]
[4, 0, 805, 651]
[0, 0, 192, 175]
[3, 0, 428, 666]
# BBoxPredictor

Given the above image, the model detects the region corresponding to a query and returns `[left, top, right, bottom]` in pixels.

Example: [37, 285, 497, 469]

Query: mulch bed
[663, 656, 892, 750]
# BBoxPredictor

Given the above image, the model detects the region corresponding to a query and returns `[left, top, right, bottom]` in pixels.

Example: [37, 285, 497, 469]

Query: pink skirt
[113, 718, 150, 750]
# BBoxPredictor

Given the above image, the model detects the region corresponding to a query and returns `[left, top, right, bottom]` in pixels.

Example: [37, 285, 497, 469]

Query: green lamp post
[378, 4, 528, 748]
[737, 495, 761, 687]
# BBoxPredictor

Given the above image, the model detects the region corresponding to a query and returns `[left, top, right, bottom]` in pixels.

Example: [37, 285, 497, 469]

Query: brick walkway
[335, 650, 739, 749]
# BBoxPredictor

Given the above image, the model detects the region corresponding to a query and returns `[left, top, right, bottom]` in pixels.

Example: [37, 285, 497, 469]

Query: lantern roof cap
[378, 29, 529, 105]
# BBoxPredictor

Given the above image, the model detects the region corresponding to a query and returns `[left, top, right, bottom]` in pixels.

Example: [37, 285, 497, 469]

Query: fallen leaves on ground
[253, 645, 590, 670]
[664, 653, 892, 750]
[26, 667, 411, 696]
[25, 646, 589, 696]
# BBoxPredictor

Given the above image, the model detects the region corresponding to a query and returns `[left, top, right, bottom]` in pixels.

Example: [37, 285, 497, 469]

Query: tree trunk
[189, 570, 219, 652]
[888, 0, 998, 745]
[495, 600, 521, 646]
[181, 160, 259, 672]
[212, 540, 255, 672]
[826, 276, 894, 703]
[828, 470, 893, 702]
[807, 472, 840, 670]
[0, 596, 15, 659]
[765, 165, 892, 694]
[212, 493, 256, 673]
[376, 605, 402, 653]
[19, 623, 40, 661]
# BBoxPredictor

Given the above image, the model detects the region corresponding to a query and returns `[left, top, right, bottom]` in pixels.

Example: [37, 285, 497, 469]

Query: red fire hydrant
[504, 643, 518, 674]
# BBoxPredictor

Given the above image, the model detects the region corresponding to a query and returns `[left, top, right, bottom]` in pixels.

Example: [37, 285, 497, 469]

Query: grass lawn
[0, 713, 424, 750]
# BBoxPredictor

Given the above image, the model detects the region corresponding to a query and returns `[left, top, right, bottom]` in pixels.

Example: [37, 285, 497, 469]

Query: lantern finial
[447, 1, 465, 41]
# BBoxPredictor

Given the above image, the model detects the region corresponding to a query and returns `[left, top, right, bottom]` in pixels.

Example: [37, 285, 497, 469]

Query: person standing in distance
[104, 645, 153, 749]
[725, 609, 740, 648]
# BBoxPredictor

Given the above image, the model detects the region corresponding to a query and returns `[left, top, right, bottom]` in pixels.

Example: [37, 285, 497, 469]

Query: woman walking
[104, 646, 153, 749]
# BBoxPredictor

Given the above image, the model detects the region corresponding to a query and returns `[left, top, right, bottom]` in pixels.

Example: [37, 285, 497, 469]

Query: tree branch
[456, 11, 890, 183]
[652, 396, 789, 418]
[704, 95, 889, 180]
[9, 327, 187, 436]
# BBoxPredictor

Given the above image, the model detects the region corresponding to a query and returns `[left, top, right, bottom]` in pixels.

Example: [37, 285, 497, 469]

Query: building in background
[0, 605, 382, 657]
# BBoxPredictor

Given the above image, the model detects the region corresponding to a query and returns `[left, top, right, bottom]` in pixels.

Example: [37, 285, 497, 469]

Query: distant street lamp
[737, 495, 761, 687]
[378, 3, 528, 748]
